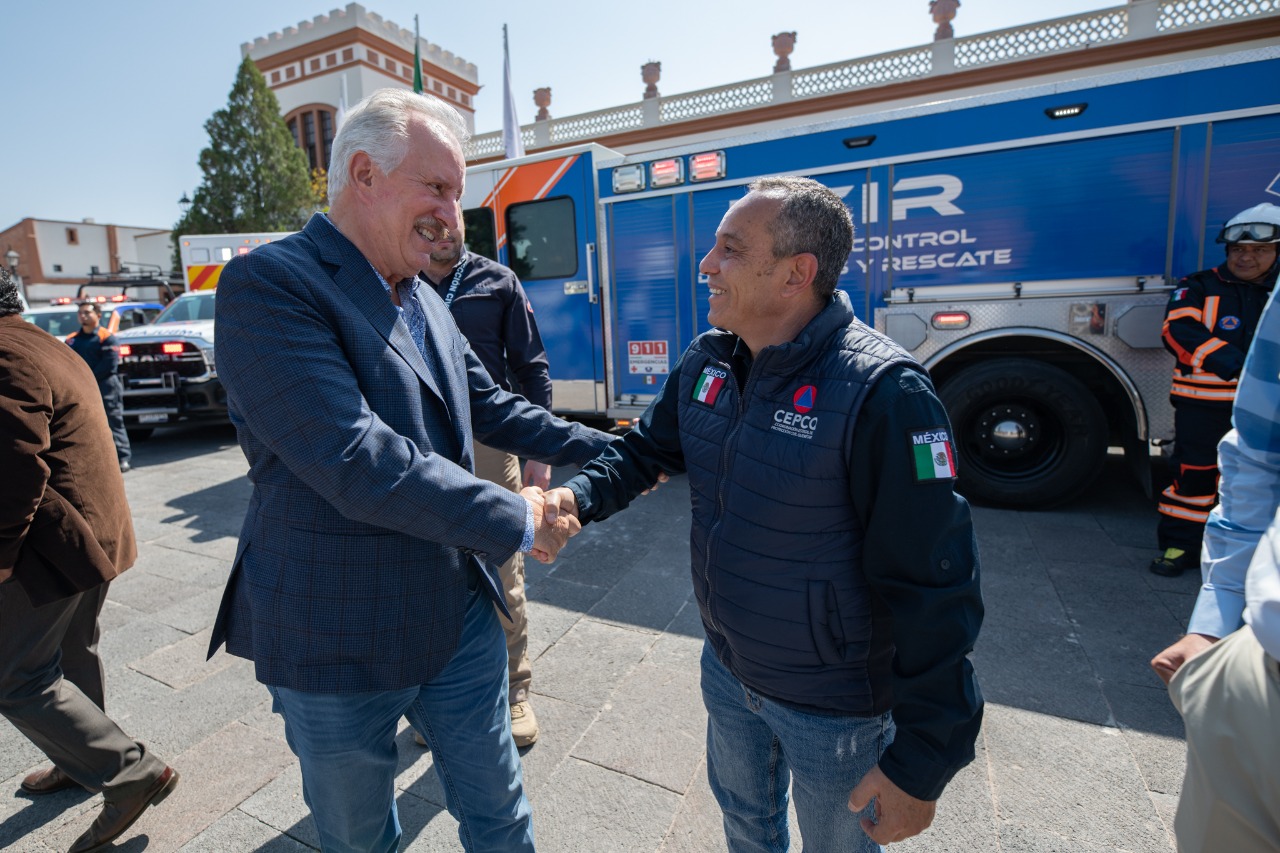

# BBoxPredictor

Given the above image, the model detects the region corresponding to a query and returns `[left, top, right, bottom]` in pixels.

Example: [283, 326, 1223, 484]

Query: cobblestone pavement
[1, 425, 1193, 852]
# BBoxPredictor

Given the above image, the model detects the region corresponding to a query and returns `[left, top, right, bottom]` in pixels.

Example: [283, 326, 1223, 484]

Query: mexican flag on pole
[413, 15, 423, 94]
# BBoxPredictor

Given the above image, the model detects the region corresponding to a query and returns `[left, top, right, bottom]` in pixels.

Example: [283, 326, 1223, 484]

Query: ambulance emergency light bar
[51, 295, 130, 304]
[613, 150, 727, 193]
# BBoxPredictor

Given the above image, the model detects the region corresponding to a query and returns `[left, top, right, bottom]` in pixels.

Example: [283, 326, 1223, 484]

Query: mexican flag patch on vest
[692, 366, 728, 406]
[910, 427, 957, 481]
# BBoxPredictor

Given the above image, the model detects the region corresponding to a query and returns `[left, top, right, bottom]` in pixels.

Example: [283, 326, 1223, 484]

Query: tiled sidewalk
[1, 429, 1192, 851]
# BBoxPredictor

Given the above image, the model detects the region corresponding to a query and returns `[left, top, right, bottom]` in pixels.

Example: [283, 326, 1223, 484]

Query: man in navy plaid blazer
[207, 89, 614, 852]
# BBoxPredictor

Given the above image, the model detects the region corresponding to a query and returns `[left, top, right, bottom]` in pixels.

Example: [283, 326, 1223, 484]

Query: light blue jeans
[701, 642, 893, 853]
[269, 587, 534, 853]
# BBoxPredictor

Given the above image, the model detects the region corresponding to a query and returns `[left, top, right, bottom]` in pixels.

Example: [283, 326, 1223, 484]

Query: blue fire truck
[459, 46, 1280, 507]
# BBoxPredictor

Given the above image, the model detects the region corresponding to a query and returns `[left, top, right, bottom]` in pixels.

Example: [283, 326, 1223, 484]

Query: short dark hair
[748, 176, 854, 301]
[0, 269, 23, 317]
[79, 302, 102, 315]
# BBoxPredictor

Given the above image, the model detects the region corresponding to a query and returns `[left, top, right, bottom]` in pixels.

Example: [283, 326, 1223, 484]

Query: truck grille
[120, 340, 210, 381]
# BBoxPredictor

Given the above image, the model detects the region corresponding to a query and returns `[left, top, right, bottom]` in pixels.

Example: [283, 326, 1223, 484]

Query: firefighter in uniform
[66, 302, 132, 472]
[1150, 203, 1280, 576]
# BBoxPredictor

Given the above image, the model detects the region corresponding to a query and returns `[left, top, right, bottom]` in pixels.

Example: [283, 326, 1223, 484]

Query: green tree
[171, 56, 314, 269]
[309, 167, 330, 213]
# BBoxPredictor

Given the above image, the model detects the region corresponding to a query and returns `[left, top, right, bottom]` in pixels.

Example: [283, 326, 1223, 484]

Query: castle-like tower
[243, 4, 480, 172]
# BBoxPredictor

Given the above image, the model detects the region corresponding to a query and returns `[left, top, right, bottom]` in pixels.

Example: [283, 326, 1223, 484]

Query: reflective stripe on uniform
[1157, 502, 1212, 523]
[1161, 484, 1219, 507]
[1191, 337, 1227, 370]
[1171, 385, 1239, 402]
[1202, 295, 1220, 332]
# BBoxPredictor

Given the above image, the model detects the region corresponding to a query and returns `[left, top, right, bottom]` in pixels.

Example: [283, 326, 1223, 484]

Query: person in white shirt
[1150, 263, 1280, 852]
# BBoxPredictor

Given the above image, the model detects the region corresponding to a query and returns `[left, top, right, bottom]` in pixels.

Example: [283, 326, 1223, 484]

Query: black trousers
[0, 580, 163, 796]
[102, 382, 131, 465]
[1157, 401, 1234, 552]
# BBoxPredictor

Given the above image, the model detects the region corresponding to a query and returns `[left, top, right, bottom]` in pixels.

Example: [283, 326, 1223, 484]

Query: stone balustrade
[465, 0, 1278, 160]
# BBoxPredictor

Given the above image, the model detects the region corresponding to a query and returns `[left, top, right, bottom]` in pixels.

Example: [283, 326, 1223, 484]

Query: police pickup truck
[115, 290, 222, 438]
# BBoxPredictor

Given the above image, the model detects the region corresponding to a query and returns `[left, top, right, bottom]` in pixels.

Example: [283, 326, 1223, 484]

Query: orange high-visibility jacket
[1162, 266, 1274, 406]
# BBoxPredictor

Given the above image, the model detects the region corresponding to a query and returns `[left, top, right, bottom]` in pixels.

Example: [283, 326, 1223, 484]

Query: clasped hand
[522, 486, 581, 563]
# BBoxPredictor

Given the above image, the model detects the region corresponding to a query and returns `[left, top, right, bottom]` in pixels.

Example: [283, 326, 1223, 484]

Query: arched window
[284, 105, 337, 171]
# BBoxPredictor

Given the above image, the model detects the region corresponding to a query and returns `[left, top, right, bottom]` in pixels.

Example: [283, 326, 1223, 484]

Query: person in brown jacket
[0, 269, 179, 853]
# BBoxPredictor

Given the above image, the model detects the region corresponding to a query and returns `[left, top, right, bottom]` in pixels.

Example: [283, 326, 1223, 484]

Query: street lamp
[179, 192, 192, 215]
[5, 248, 26, 303]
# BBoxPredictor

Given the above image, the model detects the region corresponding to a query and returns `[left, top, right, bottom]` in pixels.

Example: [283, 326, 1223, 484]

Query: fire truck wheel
[939, 359, 1107, 508]
[126, 428, 154, 442]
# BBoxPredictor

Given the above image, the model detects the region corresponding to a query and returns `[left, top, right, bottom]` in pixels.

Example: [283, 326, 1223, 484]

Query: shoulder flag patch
[692, 365, 728, 407]
[910, 427, 957, 482]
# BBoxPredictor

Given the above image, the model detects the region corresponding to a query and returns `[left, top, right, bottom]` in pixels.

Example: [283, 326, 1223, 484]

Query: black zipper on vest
[702, 353, 758, 636]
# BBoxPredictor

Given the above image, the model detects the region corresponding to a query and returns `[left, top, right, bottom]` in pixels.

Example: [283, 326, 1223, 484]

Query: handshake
[521, 486, 581, 563]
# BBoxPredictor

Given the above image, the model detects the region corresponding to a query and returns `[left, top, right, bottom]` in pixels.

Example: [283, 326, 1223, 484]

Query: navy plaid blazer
[207, 214, 612, 692]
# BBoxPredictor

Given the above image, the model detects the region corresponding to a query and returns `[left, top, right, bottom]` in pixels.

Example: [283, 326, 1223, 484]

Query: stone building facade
[243, 3, 480, 172]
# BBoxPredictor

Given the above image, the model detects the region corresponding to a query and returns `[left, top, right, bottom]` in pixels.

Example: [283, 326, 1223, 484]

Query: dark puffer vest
[676, 293, 915, 714]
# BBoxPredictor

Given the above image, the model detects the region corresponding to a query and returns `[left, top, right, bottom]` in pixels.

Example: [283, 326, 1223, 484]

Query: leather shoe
[20, 765, 83, 795]
[68, 765, 179, 853]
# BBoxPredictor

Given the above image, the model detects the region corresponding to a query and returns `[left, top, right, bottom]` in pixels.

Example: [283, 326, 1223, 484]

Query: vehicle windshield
[153, 292, 216, 323]
[24, 306, 117, 337]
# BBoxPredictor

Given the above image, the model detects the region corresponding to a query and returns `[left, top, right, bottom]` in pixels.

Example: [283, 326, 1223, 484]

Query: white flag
[336, 75, 349, 129]
[502, 24, 525, 160]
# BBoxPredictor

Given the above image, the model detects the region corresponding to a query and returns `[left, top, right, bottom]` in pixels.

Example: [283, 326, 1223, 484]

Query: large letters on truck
[460, 47, 1280, 507]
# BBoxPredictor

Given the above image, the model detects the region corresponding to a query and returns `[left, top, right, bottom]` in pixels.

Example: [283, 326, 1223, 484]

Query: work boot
[1149, 547, 1196, 577]
[510, 700, 539, 748]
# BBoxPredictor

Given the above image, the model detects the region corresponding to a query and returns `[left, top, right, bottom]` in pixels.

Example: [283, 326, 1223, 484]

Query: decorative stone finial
[772, 32, 797, 73]
[930, 0, 960, 41]
[642, 61, 661, 99]
[534, 87, 552, 121]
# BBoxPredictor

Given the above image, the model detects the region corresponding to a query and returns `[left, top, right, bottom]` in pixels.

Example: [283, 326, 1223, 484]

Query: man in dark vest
[0, 269, 178, 853]
[65, 301, 132, 472]
[541, 177, 984, 849]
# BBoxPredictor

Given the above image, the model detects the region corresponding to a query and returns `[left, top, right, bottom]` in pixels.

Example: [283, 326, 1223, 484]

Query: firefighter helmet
[1216, 203, 1280, 244]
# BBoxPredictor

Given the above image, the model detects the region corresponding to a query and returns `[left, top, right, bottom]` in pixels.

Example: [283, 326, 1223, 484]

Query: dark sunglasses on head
[1217, 222, 1280, 244]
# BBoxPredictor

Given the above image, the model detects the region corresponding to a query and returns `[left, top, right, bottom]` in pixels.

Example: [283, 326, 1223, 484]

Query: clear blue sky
[1, 0, 1116, 231]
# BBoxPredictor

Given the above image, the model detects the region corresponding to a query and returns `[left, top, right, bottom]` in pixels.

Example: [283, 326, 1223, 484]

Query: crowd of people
[2, 84, 1277, 853]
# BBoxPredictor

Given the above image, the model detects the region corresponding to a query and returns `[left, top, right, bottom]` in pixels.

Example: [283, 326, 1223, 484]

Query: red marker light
[689, 151, 726, 182]
[111, 294, 127, 302]
[931, 311, 971, 330]
[161, 342, 185, 354]
[118, 345, 132, 356]
[650, 158, 685, 188]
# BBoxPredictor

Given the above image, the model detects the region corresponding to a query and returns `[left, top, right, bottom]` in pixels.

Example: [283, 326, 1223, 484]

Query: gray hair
[328, 88, 470, 200]
[748, 176, 853, 301]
